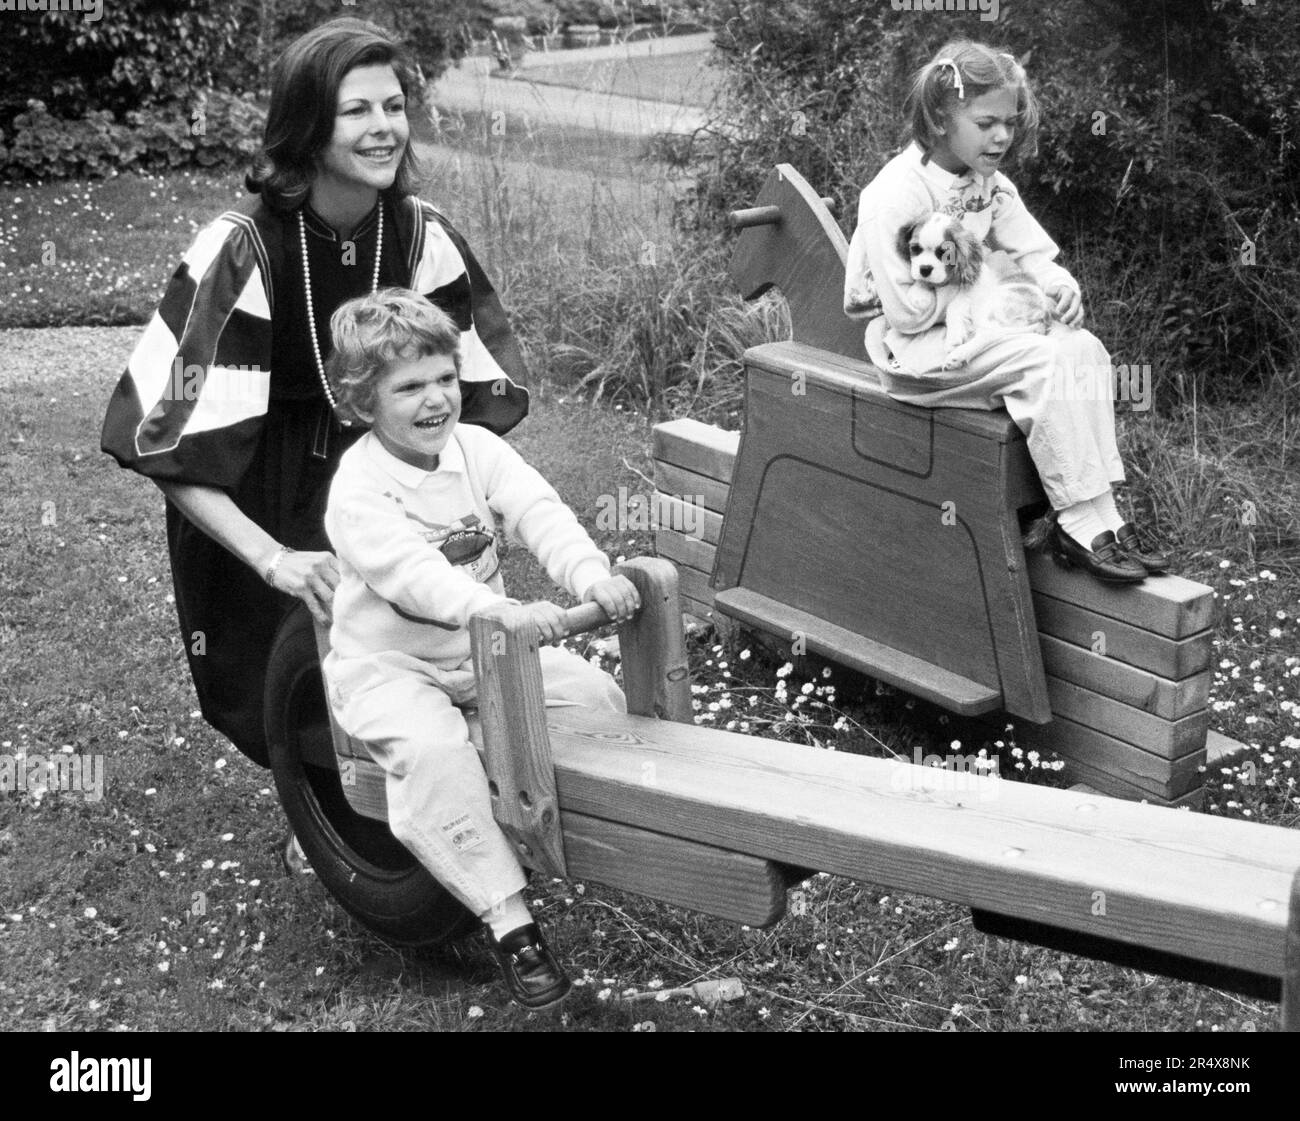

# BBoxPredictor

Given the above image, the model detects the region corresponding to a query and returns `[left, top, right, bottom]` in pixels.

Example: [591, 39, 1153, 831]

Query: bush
[0, 0, 472, 180]
[0, 93, 263, 182]
[691, 0, 1300, 406]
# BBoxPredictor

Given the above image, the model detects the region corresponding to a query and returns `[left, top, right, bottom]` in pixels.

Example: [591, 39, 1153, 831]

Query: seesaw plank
[545, 706, 1300, 977]
[653, 461, 731, 516]
[1025, 552, 1215, 640]
[653, 419, 740, 483]
[1039, 634, 1210, 721]
[562, 812, 788, 927]
[1032, 591, 1213, 680]
[299, 730, 791, 926]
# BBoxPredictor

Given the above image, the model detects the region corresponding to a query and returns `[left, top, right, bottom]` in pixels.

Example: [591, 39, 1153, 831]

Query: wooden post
[469, 602, 567, 877]
[616, 557, 693, 723]
[1283, 866, 1300, 1032]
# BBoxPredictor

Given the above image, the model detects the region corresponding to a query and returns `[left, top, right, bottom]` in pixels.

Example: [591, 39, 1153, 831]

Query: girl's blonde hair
[904, 40, 1040, 163]
[327, 288, 461, 425]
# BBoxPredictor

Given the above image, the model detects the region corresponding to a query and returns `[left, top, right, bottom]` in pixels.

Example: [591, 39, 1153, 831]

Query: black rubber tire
[264, 603, 479, 947]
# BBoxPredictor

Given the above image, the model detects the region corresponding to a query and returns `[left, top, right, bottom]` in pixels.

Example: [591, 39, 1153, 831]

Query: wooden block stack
[651, 418, 1225, 807]
[651, 418, 735, 623]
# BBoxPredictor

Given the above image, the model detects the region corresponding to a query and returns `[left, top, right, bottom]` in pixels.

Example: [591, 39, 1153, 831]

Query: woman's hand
[583, 575, 641, 624]
[269, 549, 340, 625]
[1047, 283, 1084, 327]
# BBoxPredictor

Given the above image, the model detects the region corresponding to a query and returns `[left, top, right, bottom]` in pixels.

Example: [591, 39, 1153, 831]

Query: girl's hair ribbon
[934, 57, 964, 99]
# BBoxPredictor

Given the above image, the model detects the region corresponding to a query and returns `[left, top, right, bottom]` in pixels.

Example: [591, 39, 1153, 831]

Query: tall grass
[419, 111, 786, 425]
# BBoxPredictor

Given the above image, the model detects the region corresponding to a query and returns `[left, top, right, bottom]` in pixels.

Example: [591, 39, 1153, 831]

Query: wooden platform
[652, 417, 1229, 805]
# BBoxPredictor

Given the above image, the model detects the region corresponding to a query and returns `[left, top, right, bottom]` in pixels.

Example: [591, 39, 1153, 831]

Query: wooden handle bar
[559, 599, 616, 638]
[728, 196, 836, 229]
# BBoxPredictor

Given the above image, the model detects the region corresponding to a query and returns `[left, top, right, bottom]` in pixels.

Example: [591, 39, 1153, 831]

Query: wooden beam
[656, 527, 716, 574]
[1039, 634, 1209, 721]
[545, 706, 1300, 977]
[1283, 868, 1300, 1031]
[1032, 591, 1213, 680]
[562, 812, 787, 927]
[652, 419, 740, 483]
[1058, 755, 1206, 809]
[1044, 677, 1210, 758]
[674, 563, 715, 611]
[1025, 552, 1215, 639]
[654, 493, 723, 546]
[615, 558, 693, 723]
[1014, 712, 1206, 799]
[469, 602, 567, 877]
[653, 461, 732, 516]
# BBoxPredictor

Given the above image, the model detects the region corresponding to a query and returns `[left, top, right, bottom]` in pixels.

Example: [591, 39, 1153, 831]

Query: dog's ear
[896, 219, 917, 263]
[945, 222, 984, 287]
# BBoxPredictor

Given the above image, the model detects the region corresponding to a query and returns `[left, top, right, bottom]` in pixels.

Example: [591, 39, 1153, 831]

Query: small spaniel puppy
[897, 212, 1053, 368]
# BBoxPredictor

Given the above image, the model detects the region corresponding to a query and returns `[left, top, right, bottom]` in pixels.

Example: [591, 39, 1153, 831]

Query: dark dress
[102, 190, 529, 766]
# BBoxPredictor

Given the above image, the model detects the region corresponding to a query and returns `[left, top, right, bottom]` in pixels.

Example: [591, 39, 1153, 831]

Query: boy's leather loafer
[485, 923, 571, 1010]
[1115, 522, 1172, 574]
[1048, 526, 1146, 584]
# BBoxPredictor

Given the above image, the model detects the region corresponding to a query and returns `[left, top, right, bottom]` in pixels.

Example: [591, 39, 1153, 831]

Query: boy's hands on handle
[526, 601, 571, 646]
[1047, 283, 1084, 328]
[525, 575, 643, 645]
[583, 575, 641, 624]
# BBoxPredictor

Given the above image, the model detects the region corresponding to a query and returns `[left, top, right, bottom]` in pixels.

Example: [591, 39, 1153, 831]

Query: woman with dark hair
[101, 19, 528, 808]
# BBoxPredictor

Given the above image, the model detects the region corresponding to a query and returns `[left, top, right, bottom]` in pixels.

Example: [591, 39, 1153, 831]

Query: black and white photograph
[1, 0, 1297, 1060]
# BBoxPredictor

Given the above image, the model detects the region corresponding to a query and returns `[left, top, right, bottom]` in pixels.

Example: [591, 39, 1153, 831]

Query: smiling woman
[99, 17, 530, 778]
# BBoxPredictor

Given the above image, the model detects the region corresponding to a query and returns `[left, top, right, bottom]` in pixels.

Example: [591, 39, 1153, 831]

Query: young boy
[321, 288, 639, 1009]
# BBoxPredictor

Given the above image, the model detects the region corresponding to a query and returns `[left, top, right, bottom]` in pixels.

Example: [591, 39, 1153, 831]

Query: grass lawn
[518, 50, 721, 108]
[1, 322, 1297, 1033]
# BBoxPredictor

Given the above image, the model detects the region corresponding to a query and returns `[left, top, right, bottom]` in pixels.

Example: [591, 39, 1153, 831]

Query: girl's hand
[583, 575, 641, 624]
[1047, 283, 1084, 327]
[269, 550, 339, 626]
[526, 601, 570, 645]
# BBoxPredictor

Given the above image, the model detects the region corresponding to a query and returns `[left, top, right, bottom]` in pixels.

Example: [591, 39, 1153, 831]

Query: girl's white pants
[324, 645, 625, 916]
[873, 321, 1126, 509]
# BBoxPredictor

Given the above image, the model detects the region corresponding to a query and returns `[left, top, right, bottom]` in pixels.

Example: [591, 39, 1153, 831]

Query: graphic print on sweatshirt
[385, 492, 501, 585]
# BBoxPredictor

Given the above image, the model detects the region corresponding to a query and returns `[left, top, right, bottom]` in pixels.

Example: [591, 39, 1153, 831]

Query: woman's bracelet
[264, 545, 294, 590]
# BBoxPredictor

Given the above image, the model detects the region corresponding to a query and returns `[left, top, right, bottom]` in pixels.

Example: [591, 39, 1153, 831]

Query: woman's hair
[327, 288, 462, 425]
[904, 40, 1040, 162]
[247, 17, 427, 210]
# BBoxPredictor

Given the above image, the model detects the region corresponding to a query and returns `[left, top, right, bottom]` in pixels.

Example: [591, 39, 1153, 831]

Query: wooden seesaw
[655, 164, 1233, 809]
[263, 554, 1300, 1029]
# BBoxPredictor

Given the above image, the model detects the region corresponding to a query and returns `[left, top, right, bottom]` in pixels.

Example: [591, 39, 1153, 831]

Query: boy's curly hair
[905, 40, 1040, 163]
[326, 288, 461, 425]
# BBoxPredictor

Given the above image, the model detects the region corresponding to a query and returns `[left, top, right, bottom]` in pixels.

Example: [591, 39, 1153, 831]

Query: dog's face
[896, 213, 982, 287]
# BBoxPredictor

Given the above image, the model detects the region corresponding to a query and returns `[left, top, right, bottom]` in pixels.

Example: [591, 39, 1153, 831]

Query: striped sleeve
[411, 202, 529, 436]
[100, 214, 272, 487]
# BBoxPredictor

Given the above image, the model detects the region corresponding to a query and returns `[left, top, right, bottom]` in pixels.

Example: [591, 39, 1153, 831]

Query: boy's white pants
[873, 321, 1126, 509]
[323, 645, 625, 916]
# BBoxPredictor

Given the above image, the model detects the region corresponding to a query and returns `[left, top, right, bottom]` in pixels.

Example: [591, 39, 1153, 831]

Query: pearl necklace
[298, 201, 384, 420]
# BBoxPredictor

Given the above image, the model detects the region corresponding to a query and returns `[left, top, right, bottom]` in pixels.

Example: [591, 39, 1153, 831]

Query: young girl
[844, 40, 1168, 583]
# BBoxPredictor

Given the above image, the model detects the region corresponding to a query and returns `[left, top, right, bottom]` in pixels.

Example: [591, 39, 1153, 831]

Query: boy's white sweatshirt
[325, 425, 611, 666]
